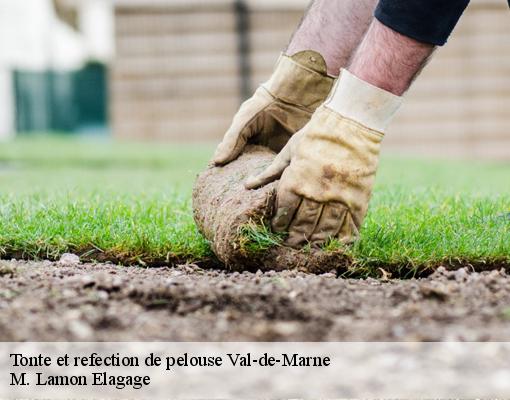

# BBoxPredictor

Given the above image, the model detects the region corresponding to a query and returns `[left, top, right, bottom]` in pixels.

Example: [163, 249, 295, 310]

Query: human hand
[213, 51, 333, 165]
[246, 69, 402, 248]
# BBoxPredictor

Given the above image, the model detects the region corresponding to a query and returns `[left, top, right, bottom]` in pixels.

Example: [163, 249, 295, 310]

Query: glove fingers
[244, 144, 292, 189]
[271, 188, 302, 234]
[213, 88, 274, 165]
[285, 199, 323, 248]
[309, 202, 347, 246]
[336, 211, 360, 245]
[213, 123, 253, 165]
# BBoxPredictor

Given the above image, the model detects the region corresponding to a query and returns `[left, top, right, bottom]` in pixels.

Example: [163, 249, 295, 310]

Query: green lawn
[1, 134, 509, 276]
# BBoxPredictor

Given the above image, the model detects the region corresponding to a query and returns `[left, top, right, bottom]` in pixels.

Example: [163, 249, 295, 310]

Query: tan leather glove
[246, 69, 402, 248]
[213, 51, 334, 165]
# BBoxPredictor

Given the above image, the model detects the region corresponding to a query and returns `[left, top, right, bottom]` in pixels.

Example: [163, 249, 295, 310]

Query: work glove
[245, 69, 402, 248]
[213, 51, 334, 165]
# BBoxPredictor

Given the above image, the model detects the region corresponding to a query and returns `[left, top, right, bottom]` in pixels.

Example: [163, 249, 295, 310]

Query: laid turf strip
[0, 135, 509, 277]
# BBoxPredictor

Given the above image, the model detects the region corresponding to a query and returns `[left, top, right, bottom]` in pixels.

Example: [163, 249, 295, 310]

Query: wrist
[346, 67, 405, 96]
[263, 51, 334, 109]
[324, 69, 403, 133]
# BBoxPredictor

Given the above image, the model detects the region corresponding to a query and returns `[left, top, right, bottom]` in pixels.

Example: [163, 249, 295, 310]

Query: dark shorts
[374, 0, 473, 46]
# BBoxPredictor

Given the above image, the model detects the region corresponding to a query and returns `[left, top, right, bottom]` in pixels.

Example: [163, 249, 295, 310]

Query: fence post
[234, 0, 252, 101]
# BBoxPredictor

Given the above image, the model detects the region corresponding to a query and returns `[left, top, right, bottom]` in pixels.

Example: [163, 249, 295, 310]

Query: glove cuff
[324, 69, 403, 133]
[262, 51, 335, 110]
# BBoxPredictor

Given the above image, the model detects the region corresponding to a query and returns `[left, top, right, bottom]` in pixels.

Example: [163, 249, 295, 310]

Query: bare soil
[1, 259, 510, 341]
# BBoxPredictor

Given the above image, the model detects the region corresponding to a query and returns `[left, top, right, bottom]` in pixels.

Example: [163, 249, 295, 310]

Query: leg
[287, 0, 378, 76]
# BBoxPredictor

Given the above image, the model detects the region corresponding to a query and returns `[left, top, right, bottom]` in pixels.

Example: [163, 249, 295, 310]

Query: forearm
[347, 0, 470, 96]
[348, 19, 434, 96]
[286, 0, 377, 76]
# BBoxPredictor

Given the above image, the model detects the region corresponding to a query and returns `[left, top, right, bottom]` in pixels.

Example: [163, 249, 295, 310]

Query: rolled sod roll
[192, 145, 347, 273]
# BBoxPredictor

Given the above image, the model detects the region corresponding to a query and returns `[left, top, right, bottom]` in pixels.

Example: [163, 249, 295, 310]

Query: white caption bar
[1, 342, 510, 399]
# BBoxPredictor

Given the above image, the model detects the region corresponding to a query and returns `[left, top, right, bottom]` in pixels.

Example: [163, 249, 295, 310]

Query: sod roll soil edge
[192, 145, 347, 273]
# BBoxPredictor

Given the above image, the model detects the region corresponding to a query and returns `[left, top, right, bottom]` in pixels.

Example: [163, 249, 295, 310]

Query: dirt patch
[1, 259, 510, 341]
[192, 146, 347, 273]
